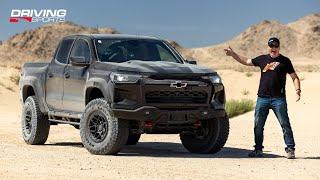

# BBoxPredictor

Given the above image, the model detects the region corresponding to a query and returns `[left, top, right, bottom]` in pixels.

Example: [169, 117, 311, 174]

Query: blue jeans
[254, 97, 295, 151]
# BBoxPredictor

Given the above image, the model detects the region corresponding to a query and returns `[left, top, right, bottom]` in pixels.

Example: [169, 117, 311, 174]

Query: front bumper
[112, 106, 226, 123]
[109, 75, 226, 123]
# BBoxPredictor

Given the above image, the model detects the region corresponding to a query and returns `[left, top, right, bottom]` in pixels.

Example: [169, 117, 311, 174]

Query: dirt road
[0, 71, 319, 179]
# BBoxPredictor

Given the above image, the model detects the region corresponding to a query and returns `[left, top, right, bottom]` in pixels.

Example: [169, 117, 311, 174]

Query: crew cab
[20, 34, 229, 155]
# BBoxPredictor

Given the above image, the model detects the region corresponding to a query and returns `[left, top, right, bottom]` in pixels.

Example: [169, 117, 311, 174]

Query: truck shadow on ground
[119, 142, 282, 158]
[45, 142, 84, 148]
[45, 141, 283, 158]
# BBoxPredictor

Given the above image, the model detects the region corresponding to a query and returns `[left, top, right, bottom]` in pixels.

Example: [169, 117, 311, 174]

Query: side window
[55, 39, 74, 64]
[70, 39, 91, 62]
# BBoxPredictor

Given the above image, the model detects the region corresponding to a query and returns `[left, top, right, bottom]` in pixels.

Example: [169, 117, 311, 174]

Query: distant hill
[0, 13, 319, 69]
[0, 22, 118, 66]
[182, 13, 320, 68]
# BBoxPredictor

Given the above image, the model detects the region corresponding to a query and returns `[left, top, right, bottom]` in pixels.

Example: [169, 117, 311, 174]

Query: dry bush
[225, 99, 254, 118]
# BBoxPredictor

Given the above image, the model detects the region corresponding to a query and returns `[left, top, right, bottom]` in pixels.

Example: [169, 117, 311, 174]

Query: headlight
[209, 75, 222, 84]
[110, 73, 142, 83]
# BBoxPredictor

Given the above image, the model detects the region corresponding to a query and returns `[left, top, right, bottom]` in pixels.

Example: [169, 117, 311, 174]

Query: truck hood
[94, 60, 216, 76]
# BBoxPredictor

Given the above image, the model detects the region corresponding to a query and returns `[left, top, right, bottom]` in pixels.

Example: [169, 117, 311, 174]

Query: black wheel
[180, 116, 229, 154]
[21, 96, 50, 145]
[126, 133, 141, 145]
[80, 98, 129, 155]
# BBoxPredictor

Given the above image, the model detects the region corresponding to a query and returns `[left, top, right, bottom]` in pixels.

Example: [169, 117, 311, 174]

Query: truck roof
[64, 34, 160, 40]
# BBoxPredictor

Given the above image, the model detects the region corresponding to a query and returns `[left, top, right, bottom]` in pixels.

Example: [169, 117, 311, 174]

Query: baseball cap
[268, 37, 280, 47]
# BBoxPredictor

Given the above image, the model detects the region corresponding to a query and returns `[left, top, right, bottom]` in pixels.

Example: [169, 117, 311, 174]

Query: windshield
[94, 39, 182, 63]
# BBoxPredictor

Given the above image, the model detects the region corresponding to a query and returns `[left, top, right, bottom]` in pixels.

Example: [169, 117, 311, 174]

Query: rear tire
[126, 133, 141, 145]
[180, 115, 229, 154]
[80, 98, 129, 155]
[21, 96, 50, 145]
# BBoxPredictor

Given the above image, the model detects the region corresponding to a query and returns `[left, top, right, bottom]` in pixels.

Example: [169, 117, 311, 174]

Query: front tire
[21, 96, 50, 145]
[80, 98, 129, 155]
[180, 116, 229, 154]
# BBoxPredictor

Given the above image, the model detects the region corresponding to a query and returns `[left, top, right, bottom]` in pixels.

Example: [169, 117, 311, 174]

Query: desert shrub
[241, 89, 249, 96]
[245, 72, 253, 77]
[296, 65, 320, 72]
[226, 99, 254, 118]
[5, 86, 14, 92]
[10, 75, 20, 85]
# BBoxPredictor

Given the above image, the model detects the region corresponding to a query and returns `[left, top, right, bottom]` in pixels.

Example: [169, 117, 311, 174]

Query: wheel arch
[85, 87, 105, 105]
[85, 77, 112, 105]
[22, 85, 36, 102]
[21, 81, 47, 113]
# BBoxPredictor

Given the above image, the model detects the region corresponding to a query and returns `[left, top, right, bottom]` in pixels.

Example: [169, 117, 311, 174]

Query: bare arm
[289, 72, 301, 102]
[224, 46, 253, 66]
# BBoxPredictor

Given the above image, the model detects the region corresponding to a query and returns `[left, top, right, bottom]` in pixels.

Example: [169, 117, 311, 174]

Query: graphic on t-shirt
[263, 62, 280, 72]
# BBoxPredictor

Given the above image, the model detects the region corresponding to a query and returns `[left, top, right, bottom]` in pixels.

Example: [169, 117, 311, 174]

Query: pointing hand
[224, 46, 234, 56]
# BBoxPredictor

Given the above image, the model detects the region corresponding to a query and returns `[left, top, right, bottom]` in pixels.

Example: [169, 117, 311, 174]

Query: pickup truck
[20, 34, 229, 155]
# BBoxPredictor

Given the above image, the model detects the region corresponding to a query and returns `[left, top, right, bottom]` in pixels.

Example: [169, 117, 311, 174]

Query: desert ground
[0, 67, 319, 179]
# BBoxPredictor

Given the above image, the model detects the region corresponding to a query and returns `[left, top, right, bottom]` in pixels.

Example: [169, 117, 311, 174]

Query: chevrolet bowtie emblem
[170, 81, 187, 88]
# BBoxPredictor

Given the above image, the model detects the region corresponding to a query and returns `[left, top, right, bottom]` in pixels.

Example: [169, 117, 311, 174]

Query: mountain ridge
[0, 13, 319, 68]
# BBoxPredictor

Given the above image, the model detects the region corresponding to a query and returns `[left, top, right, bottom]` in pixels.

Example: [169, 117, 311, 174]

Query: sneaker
[286, 149, 295, 159]
[248, 149, 263, 157]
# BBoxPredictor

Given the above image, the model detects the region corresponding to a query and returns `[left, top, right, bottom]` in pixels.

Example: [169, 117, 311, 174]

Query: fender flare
[21, 76, 48, 113]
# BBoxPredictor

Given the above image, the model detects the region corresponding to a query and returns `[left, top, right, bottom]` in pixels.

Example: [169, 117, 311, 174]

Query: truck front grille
[145, 90, 208, 104]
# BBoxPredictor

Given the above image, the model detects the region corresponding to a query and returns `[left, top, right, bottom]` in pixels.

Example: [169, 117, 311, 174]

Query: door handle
[64, 72, 70, 79]
[48, 73, 53, 78]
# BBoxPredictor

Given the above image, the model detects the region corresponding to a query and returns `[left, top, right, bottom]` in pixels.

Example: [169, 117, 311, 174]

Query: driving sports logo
[9, 9, 67, 23]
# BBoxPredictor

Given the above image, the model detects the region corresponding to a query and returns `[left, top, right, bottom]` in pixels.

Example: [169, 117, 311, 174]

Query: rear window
[55, 39, 74, 64]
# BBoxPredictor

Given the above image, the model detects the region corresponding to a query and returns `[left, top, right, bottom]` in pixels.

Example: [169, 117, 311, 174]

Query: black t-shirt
[252, 54, 295, 98]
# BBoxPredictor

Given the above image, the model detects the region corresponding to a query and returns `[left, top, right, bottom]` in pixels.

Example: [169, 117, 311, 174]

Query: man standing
[224, 37, 301, 159]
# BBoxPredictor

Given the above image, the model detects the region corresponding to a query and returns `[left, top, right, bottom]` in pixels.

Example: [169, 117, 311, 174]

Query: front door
[62, 38, 91, 112]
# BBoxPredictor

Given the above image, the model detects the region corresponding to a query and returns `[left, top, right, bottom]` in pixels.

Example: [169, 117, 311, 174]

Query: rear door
[62, 38, 91, 112]
[46, 38, 74, 110]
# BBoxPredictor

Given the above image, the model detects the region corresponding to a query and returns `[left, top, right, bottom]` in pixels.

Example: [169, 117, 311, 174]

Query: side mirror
[185, 59, 197, 65]
[70, 56, 89, 66]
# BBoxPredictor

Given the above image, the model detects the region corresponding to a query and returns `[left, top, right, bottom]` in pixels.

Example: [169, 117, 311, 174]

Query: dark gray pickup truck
[20, 34, 229, 155]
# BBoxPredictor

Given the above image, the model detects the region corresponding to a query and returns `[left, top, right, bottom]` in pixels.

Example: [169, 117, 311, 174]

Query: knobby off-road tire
[80, 98, 129, 155]
[21, 96, 50, 145]
[126, 133, 141, 145]
[180, 116, 229, 154]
